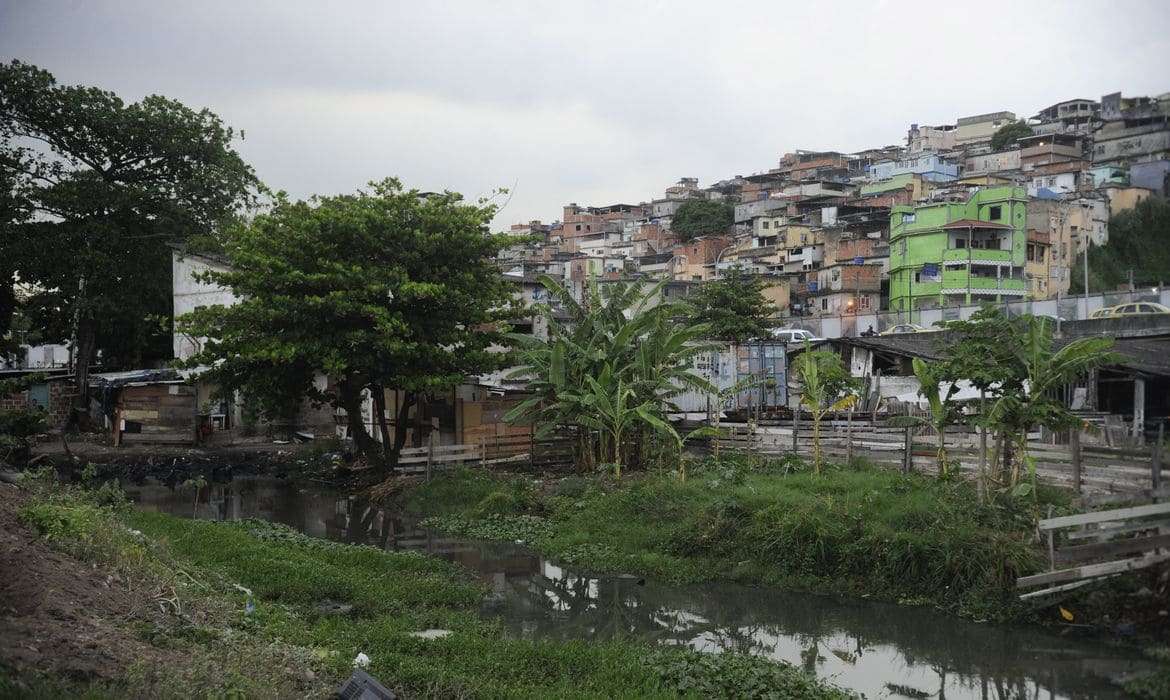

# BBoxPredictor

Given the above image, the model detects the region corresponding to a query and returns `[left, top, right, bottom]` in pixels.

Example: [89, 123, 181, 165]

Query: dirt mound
[0, 484, 180, 683]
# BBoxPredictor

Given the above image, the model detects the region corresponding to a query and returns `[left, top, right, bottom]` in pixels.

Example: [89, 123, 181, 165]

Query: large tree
[178, 179, 521, 468]
[670, 198, 733, 242]
[989, 120, 1033, 151]
[684, 265, 776, 343]
[0, 60, 257, 421]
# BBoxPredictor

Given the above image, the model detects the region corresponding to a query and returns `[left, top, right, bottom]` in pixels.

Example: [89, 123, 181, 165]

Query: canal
[124, 475, 1154, 699]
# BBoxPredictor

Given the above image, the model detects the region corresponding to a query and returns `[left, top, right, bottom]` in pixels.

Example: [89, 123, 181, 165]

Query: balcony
[942, 248, 1014, 264]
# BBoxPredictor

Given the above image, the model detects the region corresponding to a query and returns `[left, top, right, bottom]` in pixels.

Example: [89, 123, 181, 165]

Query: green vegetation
[792, 343, 859, 474]
[0, 374, 46, 467]
[418, 458, 1065, 620]
[506, 277, 717, 476]
[670, 199, 734, 242]
[9, 475, 851, 698]
[1071, 196, 1170, 293]
[178, 179, 521, 468]
[1125, 647, 1170, 700]
[685, 265, 777, 343]
[0, 60, 258, 401]
[989, 120, 1033, 151]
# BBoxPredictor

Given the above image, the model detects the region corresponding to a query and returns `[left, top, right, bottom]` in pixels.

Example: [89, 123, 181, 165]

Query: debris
[315, 599, 354, 616]
[353, 652, 371, 668]
[409, 629, 451, 640]
[336, 669, 394, 699]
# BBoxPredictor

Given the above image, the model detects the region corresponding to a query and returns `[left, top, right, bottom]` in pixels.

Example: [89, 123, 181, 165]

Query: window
[860, 296, 871, 309]
[989, 206, 1002, 220]
[902, 213, 916, 224]
[762, 221, 769, 229]
[821, 298, 828, 311]
[575, 224, 581, 231]
[955, 238, 966, 249]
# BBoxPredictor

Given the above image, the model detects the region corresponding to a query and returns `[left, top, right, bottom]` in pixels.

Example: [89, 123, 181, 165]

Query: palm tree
[505, 276, 719, 476]
[791, 342, 859, 474]
[889, 358, 960, 478]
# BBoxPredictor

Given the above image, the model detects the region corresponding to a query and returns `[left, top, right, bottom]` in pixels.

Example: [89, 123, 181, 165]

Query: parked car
[1103, 302, 1170, 317]
[771, 328, 821, 344]
[1088, 307, 1114, 319]
[879, 323, 930, 335]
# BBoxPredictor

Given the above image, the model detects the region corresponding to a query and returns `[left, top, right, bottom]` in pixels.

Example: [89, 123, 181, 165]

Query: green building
[888, 185, 1028, 312]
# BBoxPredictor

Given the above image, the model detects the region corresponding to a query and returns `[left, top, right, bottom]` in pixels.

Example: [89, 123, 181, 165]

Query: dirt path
[0, 484, 184, 685]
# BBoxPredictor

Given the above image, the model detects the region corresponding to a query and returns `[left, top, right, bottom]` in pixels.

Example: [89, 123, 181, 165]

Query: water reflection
[125, 476, 1152, 699]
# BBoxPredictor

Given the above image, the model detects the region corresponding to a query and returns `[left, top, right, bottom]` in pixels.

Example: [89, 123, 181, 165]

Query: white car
[771, 328, 821, 344]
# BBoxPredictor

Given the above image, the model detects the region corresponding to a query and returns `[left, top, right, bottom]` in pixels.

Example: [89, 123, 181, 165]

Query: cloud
[3, 0, 1169, 227]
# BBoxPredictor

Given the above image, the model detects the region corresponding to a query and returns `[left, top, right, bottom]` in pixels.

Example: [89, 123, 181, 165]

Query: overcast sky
[3, 1, 1169, 227]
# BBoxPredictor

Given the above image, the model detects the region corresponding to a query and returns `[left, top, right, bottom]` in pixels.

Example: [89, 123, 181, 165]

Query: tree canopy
[178, 179, 521, 467]
[670, 199, 733, 242]
[0, 60, 258, 416]
[1070, 196, 1170, 293]
[684, 265, 776, 343]
[989, 120, 1034, 151]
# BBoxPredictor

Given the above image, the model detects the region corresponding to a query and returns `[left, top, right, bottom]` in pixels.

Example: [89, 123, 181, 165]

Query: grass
[8, 472, 852, 699]
[416, 456, 1072, 620]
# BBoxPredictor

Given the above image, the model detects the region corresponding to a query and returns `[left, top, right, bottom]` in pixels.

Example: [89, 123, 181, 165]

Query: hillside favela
[2, 2, 1170, 699]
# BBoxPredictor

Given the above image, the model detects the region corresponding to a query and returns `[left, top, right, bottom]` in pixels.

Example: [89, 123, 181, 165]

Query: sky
[3, 0, 1170, 228]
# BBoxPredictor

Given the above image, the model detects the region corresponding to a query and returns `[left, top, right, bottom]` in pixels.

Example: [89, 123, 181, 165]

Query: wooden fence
[711, 418, 1166, 497]
[1016, 487, 1170, 598]
[396, 432, 575, 478]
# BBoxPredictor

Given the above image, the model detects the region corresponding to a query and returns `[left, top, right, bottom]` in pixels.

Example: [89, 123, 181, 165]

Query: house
[888, 186, 1028, 311]
[906, 123, 957, 154]
[954, 111, 1017, 148]
[0, 367, 73, 428]
[867, 154, 958, 183]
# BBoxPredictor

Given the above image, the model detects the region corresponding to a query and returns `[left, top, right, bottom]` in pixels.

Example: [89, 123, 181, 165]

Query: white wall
[172, 251, 239, 361]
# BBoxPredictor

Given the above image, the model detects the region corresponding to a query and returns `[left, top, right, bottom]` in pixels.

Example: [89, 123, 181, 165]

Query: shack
[0, 367, 74, 427]
[92, 369, 198, 446]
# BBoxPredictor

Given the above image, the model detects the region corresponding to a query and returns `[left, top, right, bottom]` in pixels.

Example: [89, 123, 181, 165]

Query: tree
[889, 358, 961, 478]
[1069, 196, 1170, 293]
[791, 342, 859, 474]
[0, 61, 258, 422]
[989, 120, 1034, 151]
[685, 266, 776, 343]
[178, 179, 520, 468]
[670, 199, 733, 242]
[505, 277, 718, 477]
[937, 310, 1116, 492]
[984, 316, 1116, 493]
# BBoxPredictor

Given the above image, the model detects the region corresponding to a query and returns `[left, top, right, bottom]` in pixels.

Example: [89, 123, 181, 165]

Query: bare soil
[0, 484, 185, 684]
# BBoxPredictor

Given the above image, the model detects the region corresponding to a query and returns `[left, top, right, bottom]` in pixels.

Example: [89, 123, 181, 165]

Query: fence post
[426, 430, 436, 482]
[903, 426, 912, 474]
[1153, 423, 1164, 503]
[845, 403, 855, 466]
[791, 409, 799, 455]
[1070, 428, 1082, 495]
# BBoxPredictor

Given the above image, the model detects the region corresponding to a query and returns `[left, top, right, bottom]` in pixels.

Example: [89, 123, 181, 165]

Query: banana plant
[791, 341, 859, 474]
[505, 275, 720, 474]
[888, 357, 961, 478]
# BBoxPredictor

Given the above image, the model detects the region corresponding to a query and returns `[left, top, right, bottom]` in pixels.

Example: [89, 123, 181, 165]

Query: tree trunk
[370, 385, 393, 470]
[391, 390, 416, 469]
[65, 317, 97, 426]
[338, 376, 379, 458]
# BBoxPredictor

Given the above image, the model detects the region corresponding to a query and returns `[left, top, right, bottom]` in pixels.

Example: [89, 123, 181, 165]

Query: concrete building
[888, 186, 1028, 311]
[906, 123, 957, 154]
[1092, 92, 1170, 167]
[963, 149, 1022, 176]
[954, 111, 1017, 148]
[867, 154, 958, 183]
[1031, 98, 1100, 135]
[172, 249, 238, 361]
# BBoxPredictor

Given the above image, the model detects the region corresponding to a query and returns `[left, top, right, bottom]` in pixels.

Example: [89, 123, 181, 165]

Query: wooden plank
[1055, 533, 1170, 565]
[1038, 502, 1170, 531]
[1083, 486, 1170, 508]
[1016, 552, 1170, 589]
[1066, 520, 1170, 541]
[1019, 575, 1118, 600]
